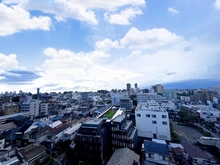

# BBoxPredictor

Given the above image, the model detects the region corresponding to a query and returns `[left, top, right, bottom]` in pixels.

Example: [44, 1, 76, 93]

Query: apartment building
[137, 92, 167, 103]
[29, 100, 42, 117]
[40, 102, 49, 114]
[111, 92, 129, 106]
[152, 84, 164, 94]
[73, 118, 107, 164]
[2, 103, 20, 115]
[135, 101, 171, 141]
[110, 115, 138, 152]
[120, 98, 133, 110]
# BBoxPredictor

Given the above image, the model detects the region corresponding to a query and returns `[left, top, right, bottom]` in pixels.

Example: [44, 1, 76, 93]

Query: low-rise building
[182, 144, 217, 165]
[107, 147, 140, 165]
[142, 140, 175, 165]
[2, 103, 20, 115]
[19, 143, 47, 165]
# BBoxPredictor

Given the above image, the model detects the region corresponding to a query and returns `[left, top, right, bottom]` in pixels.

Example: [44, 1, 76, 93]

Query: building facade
[152, 84, 164, 94]
[73, 118, 108, 164]
[120, 98, 133, 110]
[135, 101, 171, 141]
[2, 103, 20, 115]
[110, 115, 138, 152]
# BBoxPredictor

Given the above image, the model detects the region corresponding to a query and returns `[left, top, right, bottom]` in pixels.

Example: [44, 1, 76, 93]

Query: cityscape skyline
[0, 0, 220, 93]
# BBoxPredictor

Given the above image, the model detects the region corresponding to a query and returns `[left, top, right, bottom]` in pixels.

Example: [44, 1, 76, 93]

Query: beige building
[152, 84, 164, 94]
[2, 103, 20, 115]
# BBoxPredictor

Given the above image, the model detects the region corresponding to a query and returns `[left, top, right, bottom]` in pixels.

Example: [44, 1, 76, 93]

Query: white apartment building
[136, 92, 167, 103]
[40, 102, 49, 114]
[29, 100, 42, 117]
[196, 105, 220, 123]
[135, 101, 171, 141]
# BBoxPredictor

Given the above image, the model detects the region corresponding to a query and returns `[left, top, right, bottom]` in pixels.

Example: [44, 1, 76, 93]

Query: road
[171, 120, 204, 145]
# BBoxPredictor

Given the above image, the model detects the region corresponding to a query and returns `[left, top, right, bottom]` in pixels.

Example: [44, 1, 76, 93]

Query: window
[152, 121, 157, 124]
[149, 153, 154, 158]
[162, 121, 167, 125]
[152, 114, 156, 118]
[162, 115, 167, 118]
[162, 156, 169, 161]
[146, 114, 150, 117]
[137, 114, 141, 117]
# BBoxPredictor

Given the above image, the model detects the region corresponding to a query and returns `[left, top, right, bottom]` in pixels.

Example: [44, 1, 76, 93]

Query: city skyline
[0, 0, 220, 93]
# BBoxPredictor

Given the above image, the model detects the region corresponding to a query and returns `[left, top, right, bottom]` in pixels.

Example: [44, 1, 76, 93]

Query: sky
[0, 0, 220, 93]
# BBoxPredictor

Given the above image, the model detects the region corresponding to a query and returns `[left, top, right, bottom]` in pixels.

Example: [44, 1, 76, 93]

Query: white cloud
[0, 53, 18, 70]
[215, 0, 220, 9]
[2, 0, 145, 25]
[34, 47, 141, 91]
[104, 7, 143, 25]
[0, 3, 51, 36]
[120, 27, 183, 50]
[95, 39, 122, 51]
[168, 7, 179, 14]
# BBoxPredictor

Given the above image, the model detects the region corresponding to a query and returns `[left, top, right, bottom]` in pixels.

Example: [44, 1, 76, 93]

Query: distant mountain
[163, 79, 220, 89]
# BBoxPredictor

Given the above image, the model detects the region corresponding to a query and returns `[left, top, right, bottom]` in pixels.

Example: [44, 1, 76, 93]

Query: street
[171, 120, 203, 145]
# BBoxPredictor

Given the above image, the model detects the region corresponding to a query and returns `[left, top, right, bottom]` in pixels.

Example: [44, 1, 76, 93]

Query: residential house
[142, 140, 176, 165]
[27, 126, 51, 143]
[182, 144, 217, 165]
[19, 143, 47, 165]
[45, 120, 77, 143]
[61, 123, 81, 141]
[107, 147, 140, 165]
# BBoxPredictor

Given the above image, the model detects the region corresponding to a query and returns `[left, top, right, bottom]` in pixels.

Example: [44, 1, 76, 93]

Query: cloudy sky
[0, 0, 220, 93]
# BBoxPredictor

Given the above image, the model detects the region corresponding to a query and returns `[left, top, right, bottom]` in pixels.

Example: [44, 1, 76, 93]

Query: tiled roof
[144, 141, 169, 156]
[19, 143, 46, 161]
[107, 147, 139, 165]
[182, 144, 215, 160]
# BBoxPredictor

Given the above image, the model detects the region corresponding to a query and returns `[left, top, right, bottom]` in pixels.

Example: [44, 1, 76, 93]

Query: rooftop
[144, 141, 169, 156]
[84, 118, 104, 126]
[136, 101, 166, 112]
[107, 147, 139, 165]
[19, 143, 46, 161]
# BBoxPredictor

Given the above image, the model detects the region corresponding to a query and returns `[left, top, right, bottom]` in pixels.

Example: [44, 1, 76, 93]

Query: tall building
[73, 118, 108, 164]
[29, 100, 41, 117]
[152, 84, 164, 94]
[110, 115, 138, 152]
[134, 83, 138, 89]
[127, 83, 131, 92]
[135, 100, 171, 141]
[37, 88, 40, 100]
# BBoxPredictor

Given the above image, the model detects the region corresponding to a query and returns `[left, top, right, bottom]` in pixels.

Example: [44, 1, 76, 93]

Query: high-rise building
[152, 84, 164, 94]
[134, 83, 138, 88]
[126, 83, 131, 92]
[37, 88, 40, 100]
[135, 100, 171, 141]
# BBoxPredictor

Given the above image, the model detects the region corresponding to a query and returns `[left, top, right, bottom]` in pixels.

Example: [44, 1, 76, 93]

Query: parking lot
[171, 119, 204, 145]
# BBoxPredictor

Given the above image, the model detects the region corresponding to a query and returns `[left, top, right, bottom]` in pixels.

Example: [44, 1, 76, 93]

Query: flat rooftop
[84, 118, 103, 126]
[136, 102, 166, 112]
